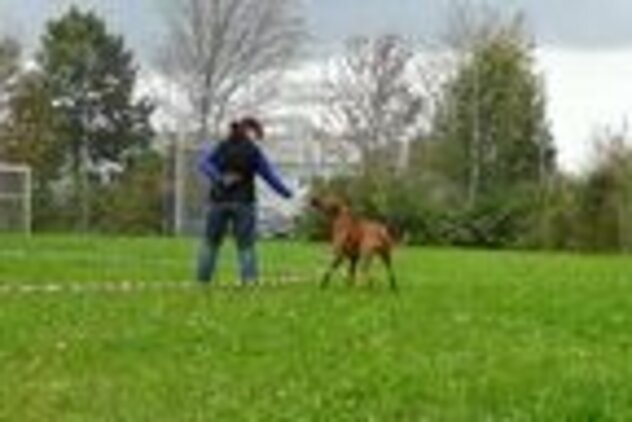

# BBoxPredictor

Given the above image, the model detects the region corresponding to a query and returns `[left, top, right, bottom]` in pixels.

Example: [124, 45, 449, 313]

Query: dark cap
[240, 117, 265, 140]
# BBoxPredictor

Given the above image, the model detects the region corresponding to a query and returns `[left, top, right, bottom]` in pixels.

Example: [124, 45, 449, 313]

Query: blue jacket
[199, 138, 293, 203]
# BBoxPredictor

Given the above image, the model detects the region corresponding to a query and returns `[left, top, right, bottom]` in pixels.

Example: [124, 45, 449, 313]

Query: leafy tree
[422, 17, 555, 246]
[0, 37, 20, 110]
[1, 73, 62, 176]
[94, 151, 166, 235]
[0, 71, 65, 228]
[0, 38, 66, 229]
[38, 7, 154, 230]
[573, 132, 632, 251]
[0, 36, 21, 151]
[518, 129, 632, 253]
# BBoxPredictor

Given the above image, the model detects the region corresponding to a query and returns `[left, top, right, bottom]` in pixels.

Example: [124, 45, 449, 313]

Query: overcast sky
[4, 0, 632, 50]
[1, 0, 632, 171]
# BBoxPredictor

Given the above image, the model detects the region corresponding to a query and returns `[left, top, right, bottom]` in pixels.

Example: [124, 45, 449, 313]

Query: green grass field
[1, 235, 632, 421]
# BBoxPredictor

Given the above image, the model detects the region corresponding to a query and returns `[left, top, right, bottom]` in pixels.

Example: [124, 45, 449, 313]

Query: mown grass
[1, 235, 632, 421]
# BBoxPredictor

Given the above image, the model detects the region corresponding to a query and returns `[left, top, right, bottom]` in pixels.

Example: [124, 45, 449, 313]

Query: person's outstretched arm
[254, 147, 293, 199]
[198, 143, 222, 183]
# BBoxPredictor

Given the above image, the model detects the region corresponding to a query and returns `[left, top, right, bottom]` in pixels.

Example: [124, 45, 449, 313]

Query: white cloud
[142, 47, 632, 174]
[277, 50, 632, 175]
[536, 48, 632, 173]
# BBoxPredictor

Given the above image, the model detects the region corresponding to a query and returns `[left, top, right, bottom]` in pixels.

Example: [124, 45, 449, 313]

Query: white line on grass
[0, 275, 311, 296]
[0, 249, 189, 268]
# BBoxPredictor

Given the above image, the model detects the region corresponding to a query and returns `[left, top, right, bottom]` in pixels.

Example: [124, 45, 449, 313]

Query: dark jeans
[197, 203, 258, 284]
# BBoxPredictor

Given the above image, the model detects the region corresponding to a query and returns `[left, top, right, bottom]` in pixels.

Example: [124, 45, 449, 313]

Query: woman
[197, 117, 293, 285]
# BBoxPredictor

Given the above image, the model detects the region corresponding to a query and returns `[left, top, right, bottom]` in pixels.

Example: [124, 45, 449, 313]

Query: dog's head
[310, 195, 349, 217]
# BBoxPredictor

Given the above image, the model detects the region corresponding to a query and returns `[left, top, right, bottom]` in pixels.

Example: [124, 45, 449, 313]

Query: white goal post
[0, 162, 32, 235]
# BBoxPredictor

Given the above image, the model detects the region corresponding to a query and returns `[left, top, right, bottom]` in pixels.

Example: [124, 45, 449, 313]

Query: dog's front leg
[380, 251, 398, 292]
[321, 254, 345, 289]
[360, 253, 375, 288]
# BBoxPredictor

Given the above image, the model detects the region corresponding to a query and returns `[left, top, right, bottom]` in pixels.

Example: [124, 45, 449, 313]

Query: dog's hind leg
[380, 251, 398, 292]
[321, 254, 345, 289]
[347, 256, 359, 286]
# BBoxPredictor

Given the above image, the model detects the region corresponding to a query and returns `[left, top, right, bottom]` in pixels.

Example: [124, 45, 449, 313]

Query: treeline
[1, 4, 630, 252]
[303, 16, 632, 253]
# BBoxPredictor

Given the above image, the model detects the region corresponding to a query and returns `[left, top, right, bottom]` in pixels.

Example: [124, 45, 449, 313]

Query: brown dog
[311, 195, 398, 291]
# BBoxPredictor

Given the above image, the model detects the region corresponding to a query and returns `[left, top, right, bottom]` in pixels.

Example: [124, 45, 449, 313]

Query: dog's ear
[330, 196, 349, 211]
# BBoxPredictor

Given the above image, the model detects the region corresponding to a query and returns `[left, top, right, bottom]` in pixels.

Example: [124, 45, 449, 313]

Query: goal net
[0, 163, 32, 234]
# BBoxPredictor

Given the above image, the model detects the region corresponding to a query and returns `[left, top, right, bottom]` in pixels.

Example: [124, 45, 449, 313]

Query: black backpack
[209, 139, 258, 203]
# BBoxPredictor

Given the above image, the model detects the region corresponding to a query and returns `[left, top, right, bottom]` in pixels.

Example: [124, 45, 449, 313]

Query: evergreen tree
[433, 24, 554, 203]
[38, 7, 154, 229]
[0, 72, 64, 228]
[426, 20, 555, 245]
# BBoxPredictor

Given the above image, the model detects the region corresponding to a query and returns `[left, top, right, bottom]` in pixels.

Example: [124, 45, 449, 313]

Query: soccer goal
[0, 162, 32, 235]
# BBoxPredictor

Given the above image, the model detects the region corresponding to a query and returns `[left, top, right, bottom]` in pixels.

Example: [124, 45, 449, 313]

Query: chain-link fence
[0, 133, 348, 286]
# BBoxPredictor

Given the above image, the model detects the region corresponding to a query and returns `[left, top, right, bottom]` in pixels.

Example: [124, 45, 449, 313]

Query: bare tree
[320, 35, 431, 170]
[444, 1, 515, 51]
[159, 0, 305, 140]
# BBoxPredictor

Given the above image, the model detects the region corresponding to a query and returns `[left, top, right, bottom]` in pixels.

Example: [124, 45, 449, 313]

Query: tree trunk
[77, 139, 90, 233]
